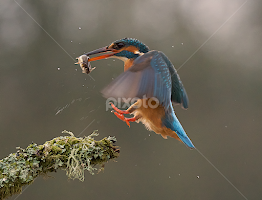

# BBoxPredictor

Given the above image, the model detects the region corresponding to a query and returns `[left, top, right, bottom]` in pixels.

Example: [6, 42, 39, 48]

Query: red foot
[113, 112, 130, 127]
[125, 117, 136, 123]
[109, 103, 130, 114]
[113, 112, 137, 128]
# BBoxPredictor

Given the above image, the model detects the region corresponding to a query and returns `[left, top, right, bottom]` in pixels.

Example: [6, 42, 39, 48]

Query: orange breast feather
[131, 99, 182, 142]
[124, 59, 134, 71]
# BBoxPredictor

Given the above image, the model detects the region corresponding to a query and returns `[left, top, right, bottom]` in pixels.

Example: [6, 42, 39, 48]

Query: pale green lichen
[0, 131, 119, 200]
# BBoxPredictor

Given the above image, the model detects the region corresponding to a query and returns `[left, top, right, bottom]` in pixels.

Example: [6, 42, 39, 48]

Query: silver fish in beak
[75, 55, 96, 74]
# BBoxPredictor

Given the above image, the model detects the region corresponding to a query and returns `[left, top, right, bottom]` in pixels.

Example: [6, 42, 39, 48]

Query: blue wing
[102, 50, 188, 110]
[102, 50, 194, 148]
[102, 50, 172, 109]
[159, 52, 189, 109]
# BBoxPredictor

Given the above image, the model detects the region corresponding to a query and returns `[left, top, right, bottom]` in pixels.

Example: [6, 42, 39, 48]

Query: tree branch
[0, 131, 120, 200]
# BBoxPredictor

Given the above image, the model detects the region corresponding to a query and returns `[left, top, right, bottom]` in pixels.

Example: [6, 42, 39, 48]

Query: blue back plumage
[160, 52, 189, 109]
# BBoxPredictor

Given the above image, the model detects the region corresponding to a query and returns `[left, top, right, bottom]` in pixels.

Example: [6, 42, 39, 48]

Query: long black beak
[85, 46, 109, 56]
[84, 46, 118, 62]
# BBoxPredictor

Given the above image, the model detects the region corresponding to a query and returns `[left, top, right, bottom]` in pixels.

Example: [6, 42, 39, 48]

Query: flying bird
[81, 38, 195, 149]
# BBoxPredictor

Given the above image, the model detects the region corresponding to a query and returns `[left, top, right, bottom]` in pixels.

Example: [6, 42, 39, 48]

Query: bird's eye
[114, 42, 125, 49]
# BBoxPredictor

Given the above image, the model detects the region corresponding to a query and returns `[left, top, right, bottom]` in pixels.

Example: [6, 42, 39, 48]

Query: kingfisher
[83, 38, 195, 149]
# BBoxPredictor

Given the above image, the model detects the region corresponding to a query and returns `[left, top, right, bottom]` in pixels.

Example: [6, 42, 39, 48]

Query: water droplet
[149, 134, 150, 136]
[75, 69, 77, 71]
[70, 41, 73, 43]
[113, 60, 115, 61]
[169, 176, 171, 178]
[197, 176, 200, 179]
[82, 85, 84, 87]
[225, 126, 227, 128]
[178, 174, 180, 176]
[181, 43, 184, 45]
[78, 27, 82, 30]
[79, 43, 81, 45]
[171, 45, 174, 48]
[57, 68, 60, 70]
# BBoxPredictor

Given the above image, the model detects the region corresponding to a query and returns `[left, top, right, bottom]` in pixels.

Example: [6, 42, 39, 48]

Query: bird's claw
[113, 112, 131, 127]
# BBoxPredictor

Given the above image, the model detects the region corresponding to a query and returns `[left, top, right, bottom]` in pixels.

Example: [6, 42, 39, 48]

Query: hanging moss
[0, 131, 120, 200]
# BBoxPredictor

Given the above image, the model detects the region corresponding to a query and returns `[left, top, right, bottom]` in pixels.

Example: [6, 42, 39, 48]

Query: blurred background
[0, 0, 261, 199]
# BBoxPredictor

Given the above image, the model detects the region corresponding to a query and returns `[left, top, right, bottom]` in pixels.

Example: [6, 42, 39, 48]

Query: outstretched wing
[159, 52, 189, 109]
[101, 50, 172, 109]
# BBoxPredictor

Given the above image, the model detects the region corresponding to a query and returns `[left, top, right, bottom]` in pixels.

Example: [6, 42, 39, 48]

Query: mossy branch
[0, 131, 120, 200]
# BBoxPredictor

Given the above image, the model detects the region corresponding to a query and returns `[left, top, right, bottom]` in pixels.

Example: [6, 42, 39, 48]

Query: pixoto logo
[105, 95, 160, 111]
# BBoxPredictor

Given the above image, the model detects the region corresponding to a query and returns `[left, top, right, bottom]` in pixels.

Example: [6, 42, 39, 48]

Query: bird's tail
[162, 106, 195, 149]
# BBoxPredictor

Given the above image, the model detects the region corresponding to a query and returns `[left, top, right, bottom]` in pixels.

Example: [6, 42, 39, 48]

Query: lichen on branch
[0, 131, 120, 200]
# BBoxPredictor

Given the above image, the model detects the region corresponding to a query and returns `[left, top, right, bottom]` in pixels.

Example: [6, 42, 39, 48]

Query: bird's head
[86, 38, 150, 62]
